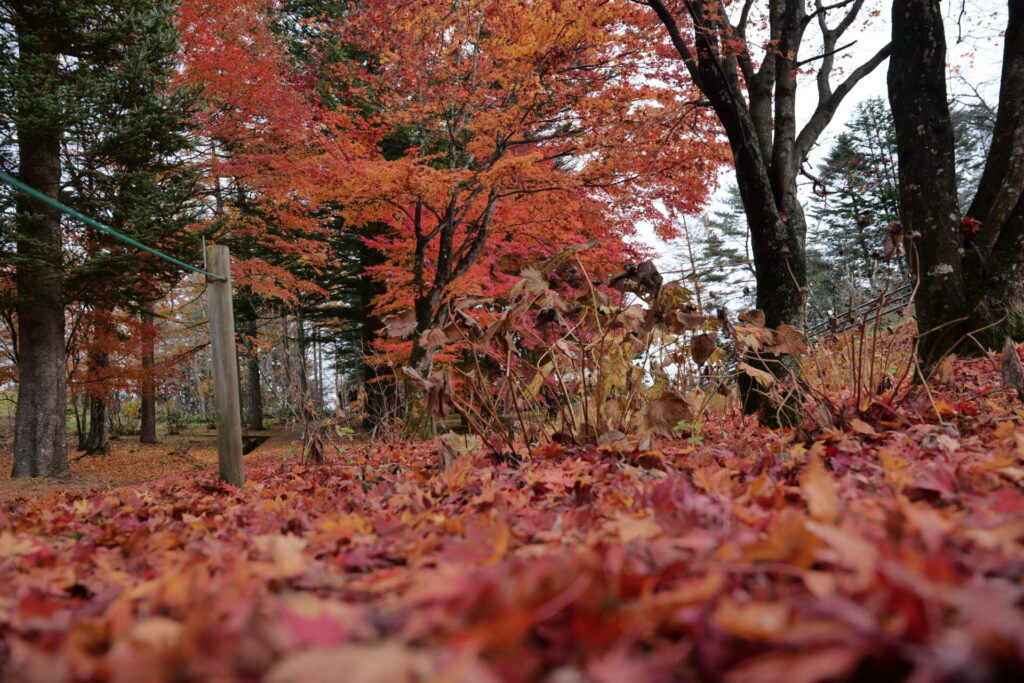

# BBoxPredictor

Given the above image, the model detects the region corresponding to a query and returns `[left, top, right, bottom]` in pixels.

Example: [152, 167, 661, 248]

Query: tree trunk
[280, 310, 293, 397]
[888, 0, 1024, 359]
[964, 0, 1024, 345]
[643, 0, 892, 424]
[297, 317, 309, 400]
[11, 16, 69, 478]
[358, 223, 399, 428]
[243, 314, 264, 431]
[404, 338, 436, 439]
[888, 0, 968, 366]
[82, 343, 110, 454]
[82, 391, 110, 454]
[970, 195, 1024, 343]
[140, 310, 158, 443]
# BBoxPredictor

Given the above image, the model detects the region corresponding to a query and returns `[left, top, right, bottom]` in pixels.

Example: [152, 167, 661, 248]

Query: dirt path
[0, 427, 299, 503]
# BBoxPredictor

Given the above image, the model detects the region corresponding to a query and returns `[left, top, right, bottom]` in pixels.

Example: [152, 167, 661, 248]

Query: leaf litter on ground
[2, 356, 1024, 682]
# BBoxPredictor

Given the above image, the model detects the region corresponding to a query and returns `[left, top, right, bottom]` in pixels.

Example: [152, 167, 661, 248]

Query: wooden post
[206, 245, 244, 488]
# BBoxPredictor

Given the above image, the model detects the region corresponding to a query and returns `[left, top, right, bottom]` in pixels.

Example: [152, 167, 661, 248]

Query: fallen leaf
[802, 454, 840, 523]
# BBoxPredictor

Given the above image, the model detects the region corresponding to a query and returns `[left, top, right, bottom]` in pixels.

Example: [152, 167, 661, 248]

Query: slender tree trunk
[82, 391, 110, 454]
[297, 317, 309, 400]
[243, 315, 264, 431]
[280, 310, 293, 397]
[82, 343, 110, 454]
[358, 223, 399, 427]
[139, 310, 158, 443]
[964, 0, 1024, 344]
[888, 0, 1024, 362]
[888, 0, 968, 367]
[11, 17, 68, 478]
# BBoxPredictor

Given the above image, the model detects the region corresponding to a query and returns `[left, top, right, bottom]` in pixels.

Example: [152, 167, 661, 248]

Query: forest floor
[2, 355, 1024, 682]
[0, 426, 292, 503]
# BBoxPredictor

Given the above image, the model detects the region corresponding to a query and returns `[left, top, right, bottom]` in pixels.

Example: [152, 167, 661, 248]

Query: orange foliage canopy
[175, 0, 341, 304]
[310, 0, 725, 331]
[174, 0, 726, 361]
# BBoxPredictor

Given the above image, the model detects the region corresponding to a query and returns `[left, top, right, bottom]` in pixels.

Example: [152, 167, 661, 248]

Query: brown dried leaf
[655, 280, 694, 312]
[417, 327, 449, 351]
[668, 310, 710, 334]
[738, 309, 766, 326]
[438, 432, 481, 470]
[645, 391, 694, 438]
[597, 430, 627, 447]
[803, 454, 840, 523]
[400, 367, 454, 420]
[509, 267, 549, 299]
[382, 310, 417, 338]
[692, 332, 717, 367]
[765, 324, 808, 355]
[609, 260, 662, 298]
[733, 324, 774, 352]
[879, 220, 904, 260]
[738, 362, 774, 386]
[453, 308, 483, 338]
[936, 353, 957, 384]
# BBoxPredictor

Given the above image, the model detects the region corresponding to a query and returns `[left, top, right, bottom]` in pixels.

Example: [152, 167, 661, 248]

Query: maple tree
[307, 0, 724, 375]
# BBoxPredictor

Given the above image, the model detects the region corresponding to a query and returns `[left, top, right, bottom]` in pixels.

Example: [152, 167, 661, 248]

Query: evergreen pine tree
[1, 1, 201, 473]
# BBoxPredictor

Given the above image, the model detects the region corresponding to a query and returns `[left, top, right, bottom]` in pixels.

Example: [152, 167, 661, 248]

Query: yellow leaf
[848, 418, 877, 436]
[738, 362, 775, 386]
[712, 600, 789, 640]
[802, 454, 840, 523]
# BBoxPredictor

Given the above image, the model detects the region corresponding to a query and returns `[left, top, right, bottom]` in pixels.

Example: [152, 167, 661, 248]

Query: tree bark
[243, 314, 264, 431]
[82, 390, 110, 455]
[645, 0, 889, 421]
[888, 0, 969, 366]
[139, 310, 158, 443]
[964, 0, 1024, 344]
[887, 0, 1024, 359]
[11, 13, 69, 478]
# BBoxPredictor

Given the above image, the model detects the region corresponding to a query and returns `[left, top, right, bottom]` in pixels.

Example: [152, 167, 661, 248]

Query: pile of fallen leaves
[2, 357, 1023, 682]
[0, 428, 283, 503]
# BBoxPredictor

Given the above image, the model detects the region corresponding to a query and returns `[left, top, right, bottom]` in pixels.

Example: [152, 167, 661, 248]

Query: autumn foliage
[3, 354, 1024, 681]
[4, 1, 1024, 680]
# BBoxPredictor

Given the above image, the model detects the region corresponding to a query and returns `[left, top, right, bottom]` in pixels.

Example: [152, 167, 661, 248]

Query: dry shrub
[406, 249, 811, 464]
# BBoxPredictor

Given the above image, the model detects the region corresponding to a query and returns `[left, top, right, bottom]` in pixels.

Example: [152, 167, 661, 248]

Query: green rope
[0, 170, 226, 281]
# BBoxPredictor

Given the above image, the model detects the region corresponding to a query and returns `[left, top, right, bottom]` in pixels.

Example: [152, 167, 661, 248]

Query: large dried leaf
[667, 310, 711, 334]
[655, 280, 694, 312]
[418, 327, 449, 351]
[738, 309, 766, 326]
[692, 332, 718, 366]
[879, 220, 904, 260]
[382, 310, 417, 338]
[738, 362, 775, 386]
[609, 259, 662, 298]
[803, 454, 840, 523]
[400, 366, 454, 420]
[765, 324, 808, 355]
[645, 391, 694, 438]
[438, 432, 481, 470]
[509, 267, 549, 299]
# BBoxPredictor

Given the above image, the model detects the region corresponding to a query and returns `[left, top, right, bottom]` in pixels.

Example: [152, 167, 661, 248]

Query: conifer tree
[1, 1, 200, 473]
